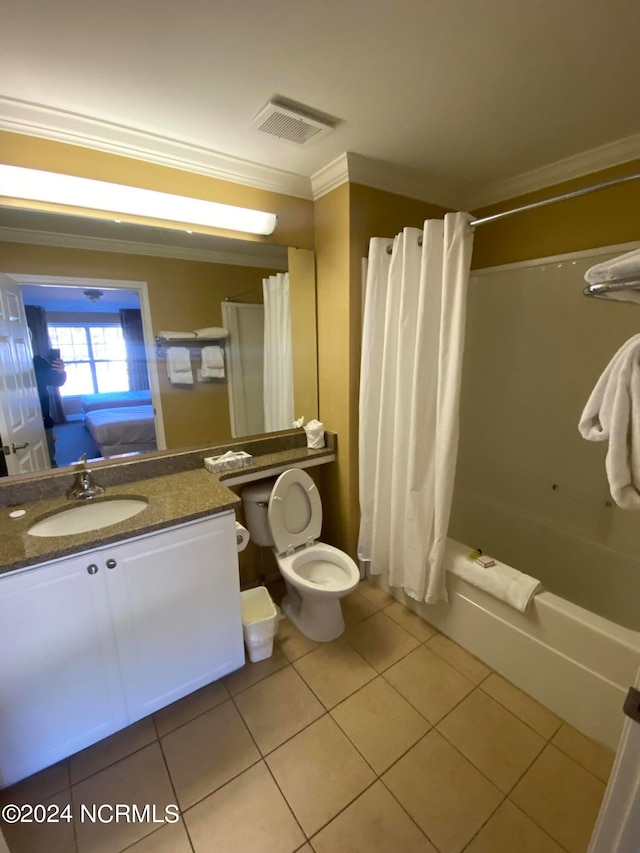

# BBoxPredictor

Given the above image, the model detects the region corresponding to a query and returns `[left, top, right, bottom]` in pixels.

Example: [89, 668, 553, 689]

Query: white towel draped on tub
[166, 347, 193, 384]
[585, 248, 640, 304]
[199, 345, 225, 379]
[445, 540, 542, 612]
[579, 334, 640, 508]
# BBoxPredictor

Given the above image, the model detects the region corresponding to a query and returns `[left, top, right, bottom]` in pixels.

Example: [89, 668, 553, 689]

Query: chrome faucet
[66, 454, 105, 500]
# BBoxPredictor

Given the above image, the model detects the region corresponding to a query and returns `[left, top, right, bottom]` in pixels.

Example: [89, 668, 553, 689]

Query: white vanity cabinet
[0, 550, 129, 786]
[0, 511, 244, 788]
[104, 512, 244, 721]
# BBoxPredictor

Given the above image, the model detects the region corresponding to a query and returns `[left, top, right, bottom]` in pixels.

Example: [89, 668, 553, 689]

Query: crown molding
[465, 131, 640, 210]
[0, 226, 288, 270]
[310, 153, 349, 199]
[3, 97, 640, 216]
[310, 151, 469, 209]
[0, 96, 313, 201]
[345, 152, 469, 211]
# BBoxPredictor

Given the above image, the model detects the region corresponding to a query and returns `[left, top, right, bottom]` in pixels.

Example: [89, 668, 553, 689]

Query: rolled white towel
[166, 347, 193, 384]
[157, 331, 197, 339]
[445, 540, 541, 612]
[585, 248, 640, 284]
[194, 327, 229, 339]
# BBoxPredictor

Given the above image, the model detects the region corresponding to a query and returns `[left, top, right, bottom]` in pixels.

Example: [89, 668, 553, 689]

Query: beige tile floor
[0, 579, 615, 853]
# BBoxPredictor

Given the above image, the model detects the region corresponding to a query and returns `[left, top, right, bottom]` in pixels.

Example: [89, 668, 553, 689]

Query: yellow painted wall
[471, 159, 640, 269]
[314, 184, 353, 549]
[0, 240, 273, 448]
[0, 131, 315, 249]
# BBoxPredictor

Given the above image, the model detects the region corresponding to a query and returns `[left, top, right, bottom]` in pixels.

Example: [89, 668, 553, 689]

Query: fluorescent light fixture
[0, 165, 278, 236]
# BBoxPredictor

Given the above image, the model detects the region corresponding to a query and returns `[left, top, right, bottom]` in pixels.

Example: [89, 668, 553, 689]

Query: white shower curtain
[263, 272, 294, 432]
[358, 212, 474, 603]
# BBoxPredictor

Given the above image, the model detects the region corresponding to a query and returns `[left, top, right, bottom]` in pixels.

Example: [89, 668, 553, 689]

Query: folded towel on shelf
[157, 331, 197, 339]
[199, 345, 225, 379]
[579, 334, 640, 508]
[166, 347, 194, 384]
[585, 249, 640, 304]
[445, 540, 541, 612]
[194, 327, 229, 339]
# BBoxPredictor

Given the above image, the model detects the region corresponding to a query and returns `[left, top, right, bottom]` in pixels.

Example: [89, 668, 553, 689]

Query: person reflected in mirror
[33, 349, 67, 467]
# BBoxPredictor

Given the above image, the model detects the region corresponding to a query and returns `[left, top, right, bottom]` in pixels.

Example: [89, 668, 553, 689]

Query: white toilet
[241, 469, 360, 642]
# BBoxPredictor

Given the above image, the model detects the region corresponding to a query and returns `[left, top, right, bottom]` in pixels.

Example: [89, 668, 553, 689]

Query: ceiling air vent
[251, 101, 334, 146]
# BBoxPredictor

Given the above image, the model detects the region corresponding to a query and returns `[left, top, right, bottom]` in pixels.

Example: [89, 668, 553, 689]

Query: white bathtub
[389, 539, 640, 750]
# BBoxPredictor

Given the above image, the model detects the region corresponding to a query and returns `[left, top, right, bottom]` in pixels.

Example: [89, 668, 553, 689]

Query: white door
[0, 272, 49, 474]
[222, 301, 265, 437]
[589, 666, 640, 851]
[0, 554, 128, 787]
[104, 515, 244, 721]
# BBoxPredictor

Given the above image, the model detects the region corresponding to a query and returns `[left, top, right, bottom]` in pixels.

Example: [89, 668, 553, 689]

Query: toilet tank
[241, 480, 276, 547]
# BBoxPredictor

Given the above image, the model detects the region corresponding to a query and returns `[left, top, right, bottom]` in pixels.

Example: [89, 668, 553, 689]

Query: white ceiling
[20, 283, 141, 313]
[3, 0, 640, 208]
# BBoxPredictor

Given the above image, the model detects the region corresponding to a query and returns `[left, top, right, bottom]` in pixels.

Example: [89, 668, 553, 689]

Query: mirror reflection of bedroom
[21, 282, 156, 469]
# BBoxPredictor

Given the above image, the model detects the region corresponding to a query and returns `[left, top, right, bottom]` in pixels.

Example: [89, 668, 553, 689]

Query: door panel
[0, 273, 49, 474]
[0, 556, 128, 786]
[106, 515, 244, 721]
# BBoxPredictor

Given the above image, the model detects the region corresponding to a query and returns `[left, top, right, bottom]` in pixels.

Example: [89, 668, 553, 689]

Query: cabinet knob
[87, 564, 98, 575]
[106, 558, 117, 569]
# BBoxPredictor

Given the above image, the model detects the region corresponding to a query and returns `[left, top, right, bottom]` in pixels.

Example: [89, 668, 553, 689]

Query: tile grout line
[478, 676, 563, 740]
[230, 620, 435, 846]
[151, 687, 233, 739]
[374, 738, 448, 853]
[547, 739, 613, 787]
[477, 682, 563, 743]
[152, 715, 197, 853]
[504, 741, 599, 850]
[232, 659, 435, 833]
[362, 667, 575, 852]
[304, 777, 382, 846]
[227, 685, 309, 844]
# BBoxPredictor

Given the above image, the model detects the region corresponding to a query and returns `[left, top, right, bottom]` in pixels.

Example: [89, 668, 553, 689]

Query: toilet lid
[268, 468, 322, 555]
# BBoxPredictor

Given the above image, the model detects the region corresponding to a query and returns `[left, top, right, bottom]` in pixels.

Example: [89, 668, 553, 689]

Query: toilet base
[282, 590, 346, 642]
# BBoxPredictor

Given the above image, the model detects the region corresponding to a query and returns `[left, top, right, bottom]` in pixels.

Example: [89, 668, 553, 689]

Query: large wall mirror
[0, 206, 318, 478]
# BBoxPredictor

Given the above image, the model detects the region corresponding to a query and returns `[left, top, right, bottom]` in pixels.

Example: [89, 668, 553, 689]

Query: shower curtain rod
[385, 169, 640, 253]
[469, 169, 640, 228]
[224, 288, 262, 301]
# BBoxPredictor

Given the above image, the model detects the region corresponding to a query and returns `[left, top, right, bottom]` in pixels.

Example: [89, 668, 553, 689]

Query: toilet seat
[277, 542, 360, 593]
[265, 468, 360, 641]
[268, 469, 322, 555]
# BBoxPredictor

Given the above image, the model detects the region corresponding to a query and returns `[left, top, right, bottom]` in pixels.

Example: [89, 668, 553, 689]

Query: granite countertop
[0, 444, 335, 575]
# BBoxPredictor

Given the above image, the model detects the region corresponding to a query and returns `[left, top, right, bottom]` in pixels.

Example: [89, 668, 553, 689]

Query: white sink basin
[28, 498, 148, 537]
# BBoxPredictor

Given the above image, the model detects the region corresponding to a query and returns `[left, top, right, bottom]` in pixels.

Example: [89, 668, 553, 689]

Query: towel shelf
[155, 336, 227, 357]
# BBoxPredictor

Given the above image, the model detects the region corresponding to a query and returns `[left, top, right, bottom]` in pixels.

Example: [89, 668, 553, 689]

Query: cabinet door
[0, 555, 127, 787]
[105, 513, 244, 721]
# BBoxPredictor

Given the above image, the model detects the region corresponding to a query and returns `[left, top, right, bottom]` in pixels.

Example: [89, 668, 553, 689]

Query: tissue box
[204, 451, 252, 473]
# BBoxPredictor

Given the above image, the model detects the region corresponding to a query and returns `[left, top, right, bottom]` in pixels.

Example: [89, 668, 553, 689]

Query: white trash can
[240, 587, 279, 662]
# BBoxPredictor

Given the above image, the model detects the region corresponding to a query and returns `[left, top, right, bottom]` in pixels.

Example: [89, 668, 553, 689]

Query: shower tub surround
[385, 539, 640, 751]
